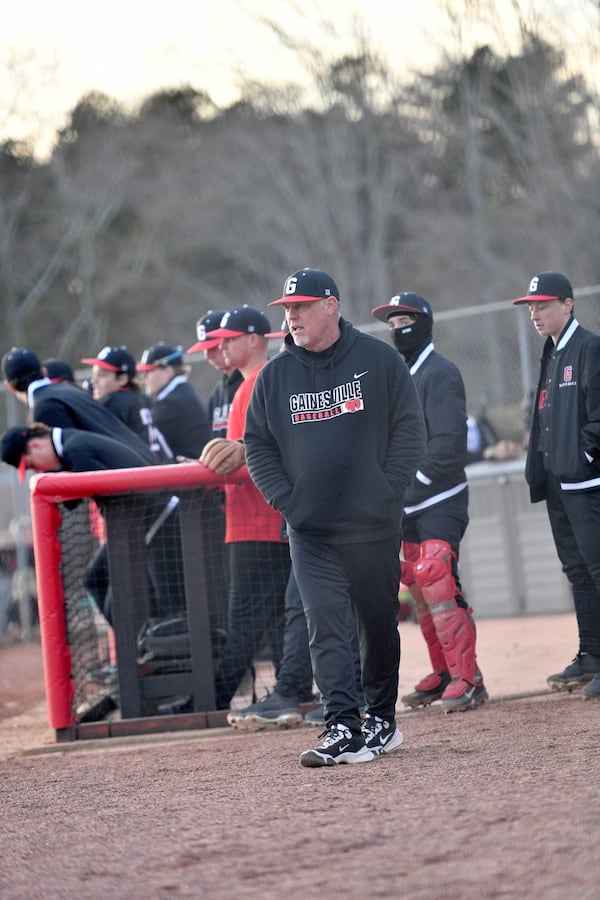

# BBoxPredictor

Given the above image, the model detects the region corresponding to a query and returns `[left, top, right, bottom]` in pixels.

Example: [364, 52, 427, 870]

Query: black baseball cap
[512, 272, 573, 305]
[81, 345, 136, 375]
[2, 347, 42, 382]
[187, 310, 228, 353]
[43, 359, 75, 382]
[268, 268, 340, 307]
[209, 306, 285, 339]
[371, 293, 433, 323]
[136, 344, 184, 371]
[1, 426, 30, 482]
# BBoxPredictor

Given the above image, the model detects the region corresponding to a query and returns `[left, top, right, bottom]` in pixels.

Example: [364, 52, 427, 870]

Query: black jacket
[150, 376, 210, 459]
[102, 389, 151, 441]
[403, 344, 468, 515]
[245, 318, 426, 543]
[102, 389, 170, 460]
[526, 318, 600, 501]
[56, 427, 155, 472]
[53, 428, 167, 520]
[29, 379, 157, 465]
[208, 369, 244, 439]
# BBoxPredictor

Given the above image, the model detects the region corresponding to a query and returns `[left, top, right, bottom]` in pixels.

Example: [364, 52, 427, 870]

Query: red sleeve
[226, 366, 262, 441]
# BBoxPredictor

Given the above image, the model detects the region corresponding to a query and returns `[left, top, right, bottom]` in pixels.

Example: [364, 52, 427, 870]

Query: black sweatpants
[288, 530, 401, 732]
[545, 476, 600, 657]
[276, 567, 363, 704]
[214, 540, 290, 709]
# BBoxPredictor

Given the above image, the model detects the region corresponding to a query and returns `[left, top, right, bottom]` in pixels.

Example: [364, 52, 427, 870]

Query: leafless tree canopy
[0, 17, 598, 362]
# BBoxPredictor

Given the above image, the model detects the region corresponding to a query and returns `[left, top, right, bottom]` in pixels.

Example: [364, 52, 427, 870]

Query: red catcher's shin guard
[414, 539, 477, 685]
[431, 605, 477, 685]
[402, 541, 446, 684]
[415, 599, 447, 681]
[400, 541, 420, 591]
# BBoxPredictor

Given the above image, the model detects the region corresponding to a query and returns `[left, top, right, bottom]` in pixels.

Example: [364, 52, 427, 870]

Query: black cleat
[547, 653, 600, 692]
[401, 671, 451, 708]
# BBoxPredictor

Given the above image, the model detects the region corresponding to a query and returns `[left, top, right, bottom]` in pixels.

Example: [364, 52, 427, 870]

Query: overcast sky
[1, 0, 594, 156]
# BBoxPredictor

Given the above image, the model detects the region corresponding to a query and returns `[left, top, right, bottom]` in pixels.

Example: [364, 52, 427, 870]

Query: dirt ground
[1, 614, 598, 899]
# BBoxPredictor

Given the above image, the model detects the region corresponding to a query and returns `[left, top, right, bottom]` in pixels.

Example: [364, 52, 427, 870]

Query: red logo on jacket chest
[345, 399, 362, 412]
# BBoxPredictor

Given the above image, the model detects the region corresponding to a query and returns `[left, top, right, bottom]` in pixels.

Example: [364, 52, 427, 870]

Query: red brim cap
[18, 454, 27, 484]
[186, 338, 222, 353]
[267, 295, 324, 307]
[208, 327, 245, 339]
[80, 357, 120, 371]
[512, 295, 561, 305]
[136, 363, 157, 371]
[209, 328, 287, 339]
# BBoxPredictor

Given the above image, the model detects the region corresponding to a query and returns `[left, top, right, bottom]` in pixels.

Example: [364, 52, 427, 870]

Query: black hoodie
[245, 318, 426, 544]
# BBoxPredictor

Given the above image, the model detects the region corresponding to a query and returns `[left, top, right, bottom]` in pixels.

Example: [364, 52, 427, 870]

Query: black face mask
[392, 315, 432, 360]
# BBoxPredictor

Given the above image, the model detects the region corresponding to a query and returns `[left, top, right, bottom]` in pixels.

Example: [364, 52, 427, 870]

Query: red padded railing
[29, 462, 242, 730]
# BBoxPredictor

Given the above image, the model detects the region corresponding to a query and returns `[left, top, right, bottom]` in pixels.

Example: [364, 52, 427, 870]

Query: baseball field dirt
[1, 613, 598, 899]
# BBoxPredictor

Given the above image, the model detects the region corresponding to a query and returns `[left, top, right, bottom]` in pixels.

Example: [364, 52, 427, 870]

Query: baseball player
[187, 310, 243, 439]
[137, 343, 210, 459]
[2, 347, 157, 462]
[371, 292, 487, 712]
[199, 307, 290, 710]
[513, 271, 600, 701]
[81, 344, 169, 458]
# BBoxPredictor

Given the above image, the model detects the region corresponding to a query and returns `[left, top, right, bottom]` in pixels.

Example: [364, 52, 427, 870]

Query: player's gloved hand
[200, 438, 245, 474]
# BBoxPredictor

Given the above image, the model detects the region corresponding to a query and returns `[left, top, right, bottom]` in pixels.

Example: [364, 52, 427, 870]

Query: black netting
[51, 479, 289, 724]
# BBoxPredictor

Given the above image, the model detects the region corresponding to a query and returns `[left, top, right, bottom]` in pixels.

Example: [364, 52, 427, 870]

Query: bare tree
[0, 5, 597, 378]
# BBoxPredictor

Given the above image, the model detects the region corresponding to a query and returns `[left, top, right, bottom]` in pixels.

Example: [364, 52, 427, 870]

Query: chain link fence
[364, 284, 600, 440]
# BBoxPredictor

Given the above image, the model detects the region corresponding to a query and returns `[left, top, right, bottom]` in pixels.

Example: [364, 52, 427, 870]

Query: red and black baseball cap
[81, 345, 136, 374]
[187, 310, 228, 354]
[209, 306, 285, 339]
[268, 268, 340, 307]
[371, 293, 432, 323]
[512, 272, 573, 305]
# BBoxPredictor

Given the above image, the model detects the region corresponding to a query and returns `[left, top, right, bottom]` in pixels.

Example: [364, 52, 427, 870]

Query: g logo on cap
[529, 276, 540, 293]
[285, 276, 298, 295]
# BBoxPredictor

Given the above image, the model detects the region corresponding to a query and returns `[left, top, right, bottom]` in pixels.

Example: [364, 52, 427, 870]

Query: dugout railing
[30, 463, 285, 742]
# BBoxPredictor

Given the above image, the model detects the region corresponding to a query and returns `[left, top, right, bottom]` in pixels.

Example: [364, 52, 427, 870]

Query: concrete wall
[460, 459, 571, 618]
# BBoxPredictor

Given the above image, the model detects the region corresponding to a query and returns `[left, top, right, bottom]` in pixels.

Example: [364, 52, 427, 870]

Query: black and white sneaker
[299, 724, 374, 767]
[361, 715, 404, 756]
